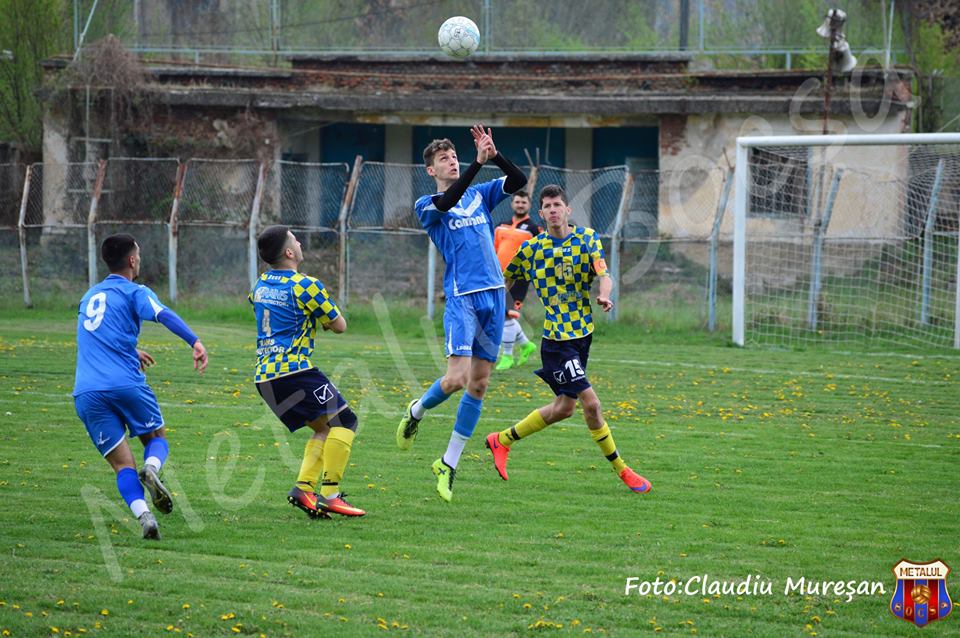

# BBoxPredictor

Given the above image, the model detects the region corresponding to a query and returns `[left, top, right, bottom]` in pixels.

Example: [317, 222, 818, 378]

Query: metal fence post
[708, 170, 733, 331]
[270, 0, 281, 64]
[526, 165, 539, 196]
[73, 0, 101, 61]
[168, 162, 186, 302]
[87, 159, 107, 288]
[608, 171, 633, 322]
[338, 156, 363, 307]
[920, 159, 946, 325]
[427, 243, 437, 320]
[807, 168, 843, 331]
[17, 165, 33, 308]
[483, 0, 492, 54]
[248, 161, 270, 290]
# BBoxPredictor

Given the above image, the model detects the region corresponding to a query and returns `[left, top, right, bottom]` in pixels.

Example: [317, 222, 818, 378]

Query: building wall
[657, 110, 912, 240]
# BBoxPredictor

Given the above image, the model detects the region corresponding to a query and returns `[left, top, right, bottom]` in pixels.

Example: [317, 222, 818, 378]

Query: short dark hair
[539, 184, 568, 207]
[512, 190, 530, 200]
[101, 233, 137, 272]
[423, 138, 456, 167]
[258, 225, 291, 265]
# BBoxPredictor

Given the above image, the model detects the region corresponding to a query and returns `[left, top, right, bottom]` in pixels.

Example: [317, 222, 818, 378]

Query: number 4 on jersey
[261, 308, 272, 337]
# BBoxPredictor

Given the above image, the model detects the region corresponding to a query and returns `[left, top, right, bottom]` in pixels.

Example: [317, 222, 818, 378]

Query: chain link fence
[79, 0, 901, 66]
[5, 156, 743, 337]
[0, 163, 26, 301]
[8, 147, 959, 347]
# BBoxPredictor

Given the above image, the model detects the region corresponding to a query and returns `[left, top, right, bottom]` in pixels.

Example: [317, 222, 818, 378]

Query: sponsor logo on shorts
[314, 384, 334, 404]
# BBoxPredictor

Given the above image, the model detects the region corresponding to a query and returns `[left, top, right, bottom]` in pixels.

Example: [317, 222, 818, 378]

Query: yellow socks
[295, 435, 325, 491]
[497, 409, 548, 447]
[320, 427, 355, 498]
[590, 423, 627, 473]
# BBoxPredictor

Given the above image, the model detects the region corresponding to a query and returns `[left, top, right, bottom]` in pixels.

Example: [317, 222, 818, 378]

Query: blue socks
[116, 467, 148, 517]
[452, 392, 483, 438]
[443, 393, 483, 469]
[143, 437, 169, 472]
[420, 378, 451, 410]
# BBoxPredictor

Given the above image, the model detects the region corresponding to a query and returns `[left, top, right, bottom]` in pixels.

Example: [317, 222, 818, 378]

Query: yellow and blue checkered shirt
[249, 270, 341, 383]
[505, 226, 609, 341]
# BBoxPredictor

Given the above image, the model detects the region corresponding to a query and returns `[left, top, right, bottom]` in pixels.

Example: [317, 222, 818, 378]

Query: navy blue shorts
[256, 368, 347, 432]
[534, 334, 593, 398]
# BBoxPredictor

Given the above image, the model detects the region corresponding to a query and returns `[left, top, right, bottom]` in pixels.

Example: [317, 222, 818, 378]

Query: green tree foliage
[0, 0, 68, 152]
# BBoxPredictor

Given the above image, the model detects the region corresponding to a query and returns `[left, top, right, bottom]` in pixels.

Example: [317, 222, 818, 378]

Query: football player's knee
[443, 373, 468, 393]
[582, 398, 602, 422]
[555, 399, 577, 420]
[328, 407, 358, 432]
[468, 378, 489, 398]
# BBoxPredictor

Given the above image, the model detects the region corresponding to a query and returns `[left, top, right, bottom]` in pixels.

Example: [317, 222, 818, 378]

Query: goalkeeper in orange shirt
[493, 190, 540, 371]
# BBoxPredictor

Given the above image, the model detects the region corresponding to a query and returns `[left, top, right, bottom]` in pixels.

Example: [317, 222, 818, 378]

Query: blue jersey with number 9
[73, 274, 168, 396]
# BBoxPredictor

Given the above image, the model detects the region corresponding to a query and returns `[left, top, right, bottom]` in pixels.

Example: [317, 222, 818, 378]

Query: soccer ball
[438, 16, 480, 59]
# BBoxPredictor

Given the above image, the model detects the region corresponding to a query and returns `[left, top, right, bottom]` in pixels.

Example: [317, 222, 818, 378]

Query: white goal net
[732, 133, 960, 349]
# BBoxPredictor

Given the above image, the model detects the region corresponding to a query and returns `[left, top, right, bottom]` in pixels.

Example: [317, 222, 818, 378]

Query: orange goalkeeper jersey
[494, 215, 540, 272]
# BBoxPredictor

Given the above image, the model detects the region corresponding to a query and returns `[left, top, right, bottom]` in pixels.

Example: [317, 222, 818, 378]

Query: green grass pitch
[0, 308, 958, 637]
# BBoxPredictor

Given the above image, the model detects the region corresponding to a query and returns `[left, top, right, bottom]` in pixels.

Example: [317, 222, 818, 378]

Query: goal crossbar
[732, 132, 960, 347]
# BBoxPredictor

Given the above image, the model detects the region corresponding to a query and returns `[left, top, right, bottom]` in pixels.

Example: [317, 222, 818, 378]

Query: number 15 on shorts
[555, 357, 585, 384]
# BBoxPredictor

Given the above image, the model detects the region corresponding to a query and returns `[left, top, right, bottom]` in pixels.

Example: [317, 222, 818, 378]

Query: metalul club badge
[890, 559, 952, 627]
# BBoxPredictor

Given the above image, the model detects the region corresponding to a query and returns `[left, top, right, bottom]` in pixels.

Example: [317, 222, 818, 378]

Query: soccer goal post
[732, 133, 960, 349]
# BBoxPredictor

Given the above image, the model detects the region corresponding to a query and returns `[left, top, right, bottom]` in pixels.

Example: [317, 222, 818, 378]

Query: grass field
[1, 304, 959, 637]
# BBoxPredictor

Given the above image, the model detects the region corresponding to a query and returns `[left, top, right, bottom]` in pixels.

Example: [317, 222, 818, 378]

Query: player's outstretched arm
[474, 125, 527, 193]
[433, 162, 483, 212]
[431, 123, 500, 212]
[154, 307, 207, 372]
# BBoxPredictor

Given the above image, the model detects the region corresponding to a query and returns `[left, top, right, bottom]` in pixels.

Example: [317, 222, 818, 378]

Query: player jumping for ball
[484, 184, 651, 493]
[397, 124, 527, 502]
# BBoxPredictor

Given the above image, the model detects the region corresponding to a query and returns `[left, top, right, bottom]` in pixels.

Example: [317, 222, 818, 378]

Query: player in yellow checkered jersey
[486, 184, 651, 493]
[250, 225, 366, 518]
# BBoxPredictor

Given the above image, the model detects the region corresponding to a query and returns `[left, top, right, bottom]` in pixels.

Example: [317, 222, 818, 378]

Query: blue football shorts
[74, 385, 165, 457]
[535, 334, 593, 398]
[443, 288, 505, 362]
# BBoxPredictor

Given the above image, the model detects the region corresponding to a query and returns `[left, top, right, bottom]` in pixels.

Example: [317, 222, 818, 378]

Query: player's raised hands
[193, 340, 208, 373]
[472, 124, 498, 163]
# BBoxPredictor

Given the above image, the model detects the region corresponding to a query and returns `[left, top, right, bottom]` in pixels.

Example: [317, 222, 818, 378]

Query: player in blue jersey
[73, 234, 208, 540]
[396, 124, 527, 501]
[251, 225, 365, 519]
